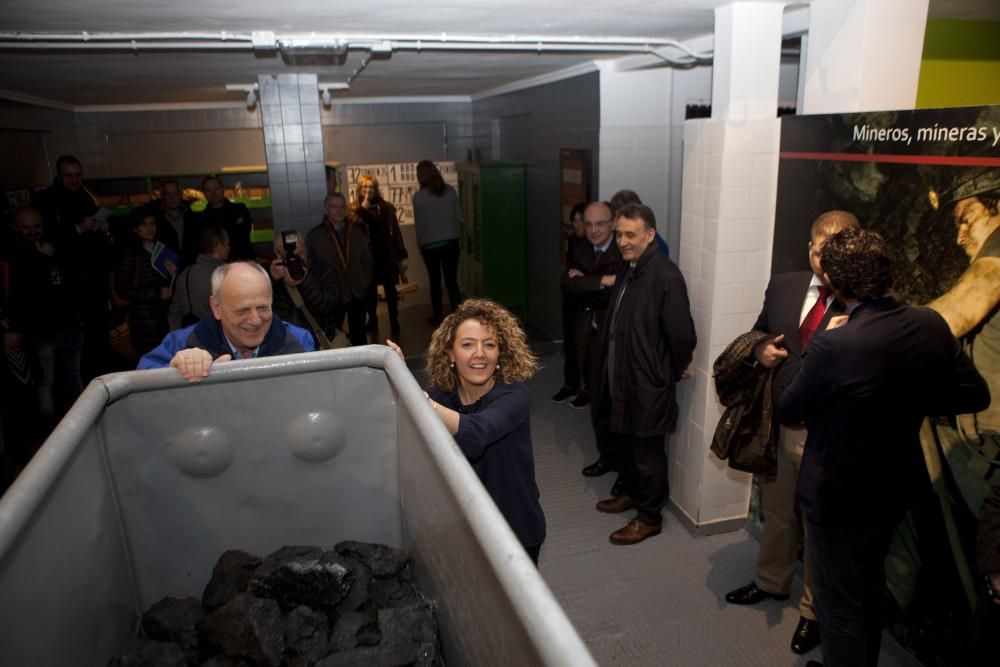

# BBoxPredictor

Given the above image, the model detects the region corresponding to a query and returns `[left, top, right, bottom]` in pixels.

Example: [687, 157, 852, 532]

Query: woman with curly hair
[387, 298, 546, 563]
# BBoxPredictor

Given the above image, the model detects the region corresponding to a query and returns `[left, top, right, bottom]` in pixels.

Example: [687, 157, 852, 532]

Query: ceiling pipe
[0, 31, 712, 63]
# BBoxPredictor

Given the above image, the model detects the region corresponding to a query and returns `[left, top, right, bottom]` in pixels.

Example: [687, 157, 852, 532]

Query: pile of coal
[110, 541, 443, 666]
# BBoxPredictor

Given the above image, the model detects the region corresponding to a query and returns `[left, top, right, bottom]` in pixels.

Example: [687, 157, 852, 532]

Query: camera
[281, 230, 306, 281]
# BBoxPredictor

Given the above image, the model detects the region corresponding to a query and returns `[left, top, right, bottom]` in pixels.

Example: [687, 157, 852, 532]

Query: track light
[225, 83, 259, 110]
[246, 89, 257, 109]
[321, 88, 332, 107]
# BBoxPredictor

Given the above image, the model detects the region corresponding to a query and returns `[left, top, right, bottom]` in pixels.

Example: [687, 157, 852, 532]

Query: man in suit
[779, 228, 989, 667]
[592, 204, 696, 545]
[724, 210, 858, 655]
[562, 201, 625, 475]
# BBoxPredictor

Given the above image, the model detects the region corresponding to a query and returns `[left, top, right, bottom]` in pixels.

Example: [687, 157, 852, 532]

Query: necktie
[799, 286, 832, 351]
[594, 248, 604, 267]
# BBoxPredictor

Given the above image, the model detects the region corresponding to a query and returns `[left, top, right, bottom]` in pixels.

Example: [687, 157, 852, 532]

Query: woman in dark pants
[354, 175, 406, 337]
[387, 298, 546, 564]
[412, 160, 462, 327]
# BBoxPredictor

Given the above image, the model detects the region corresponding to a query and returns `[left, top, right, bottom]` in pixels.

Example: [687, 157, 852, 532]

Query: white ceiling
[0, 0, 996, 108]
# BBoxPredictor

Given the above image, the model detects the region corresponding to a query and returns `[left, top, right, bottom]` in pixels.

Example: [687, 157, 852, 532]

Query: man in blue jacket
[139, 261, 314, 382]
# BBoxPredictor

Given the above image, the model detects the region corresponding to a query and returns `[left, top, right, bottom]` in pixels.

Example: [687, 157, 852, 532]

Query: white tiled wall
[673, 116, 781, 527]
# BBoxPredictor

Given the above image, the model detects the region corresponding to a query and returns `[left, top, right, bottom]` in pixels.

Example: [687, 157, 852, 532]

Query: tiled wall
[471, 72, 601, 338]
[258, 73, 327, 237]
[674, 116, 782, 527]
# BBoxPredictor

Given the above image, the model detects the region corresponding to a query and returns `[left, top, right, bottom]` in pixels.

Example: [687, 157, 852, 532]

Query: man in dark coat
[562, 201, 625, 475]
[724, 210, 859, 656]
[184, 176, 254, 264]
[151, 179, 190, 260]
[307, 193, 374, 346]
[32, 154, 117, 379]
[593, 203, 696, 545]
[779, 228, 989, 667]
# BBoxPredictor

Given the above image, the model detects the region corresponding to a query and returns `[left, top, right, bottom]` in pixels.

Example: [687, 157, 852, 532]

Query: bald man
[138, 261, 314, 382]
[724, 210, 860, 656]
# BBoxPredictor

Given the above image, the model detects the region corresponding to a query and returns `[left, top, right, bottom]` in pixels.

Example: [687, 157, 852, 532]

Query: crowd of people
[0, 156, 466, 478]
[3, 153, 999, 667]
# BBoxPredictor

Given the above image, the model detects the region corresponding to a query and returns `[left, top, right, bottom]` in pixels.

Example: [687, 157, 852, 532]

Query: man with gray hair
[138, 261, 314, 382]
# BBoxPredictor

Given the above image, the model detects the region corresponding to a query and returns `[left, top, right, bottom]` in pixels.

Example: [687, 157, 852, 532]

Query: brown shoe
[596, 496, 638, 513]
[609, 519, 662, 545]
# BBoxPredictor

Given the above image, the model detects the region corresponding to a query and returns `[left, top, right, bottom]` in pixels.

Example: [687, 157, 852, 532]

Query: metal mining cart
[0, 346, 595, 666]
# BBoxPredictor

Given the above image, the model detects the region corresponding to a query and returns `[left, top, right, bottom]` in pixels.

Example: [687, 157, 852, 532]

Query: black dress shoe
[790, 617, 820, 655]
[551, 386, 577, 403]
[581, 459, 613, 477]
[724, 581, 789, 605]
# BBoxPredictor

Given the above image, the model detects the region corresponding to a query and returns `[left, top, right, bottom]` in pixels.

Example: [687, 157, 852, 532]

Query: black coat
[355, 200, 406, 282]
[186, 199, 254, 263]
[780, 297, 990, 525]
[271, 255, 343, 341]
[115, 242, 171, 356]
[561, 238, 624, 339]
[599, 245, 696, 437]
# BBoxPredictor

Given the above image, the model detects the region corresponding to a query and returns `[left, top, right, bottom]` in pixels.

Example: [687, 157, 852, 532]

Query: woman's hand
[386, 339, 405, 361]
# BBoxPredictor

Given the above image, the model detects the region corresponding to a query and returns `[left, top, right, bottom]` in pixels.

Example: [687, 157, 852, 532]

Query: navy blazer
[779, 297, 989, 525]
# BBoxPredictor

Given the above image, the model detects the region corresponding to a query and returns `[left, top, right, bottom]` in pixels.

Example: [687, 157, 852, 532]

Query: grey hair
[210, 261, 272, 299]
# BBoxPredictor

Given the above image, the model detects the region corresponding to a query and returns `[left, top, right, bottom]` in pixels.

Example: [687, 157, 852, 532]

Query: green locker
[456, 163, 526, 313]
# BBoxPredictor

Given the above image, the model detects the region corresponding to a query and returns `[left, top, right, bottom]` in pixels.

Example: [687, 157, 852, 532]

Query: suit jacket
[779, 297, 990, 525]
[754, 271, 845, 404]
[561, 239, 624, 344]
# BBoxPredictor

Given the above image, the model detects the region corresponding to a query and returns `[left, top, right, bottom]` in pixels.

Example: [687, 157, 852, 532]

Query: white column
[801, 0, 929, 114]
[673, 2, 785, 530]
[712, 2, 786, 120]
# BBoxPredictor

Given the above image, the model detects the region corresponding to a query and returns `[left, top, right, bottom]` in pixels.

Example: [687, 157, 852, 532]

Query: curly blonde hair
[426, 299, 538, 392]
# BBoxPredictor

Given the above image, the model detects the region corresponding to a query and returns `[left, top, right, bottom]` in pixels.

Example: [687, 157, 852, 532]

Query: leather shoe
[790, 617, 820, 655]
[582, 459, 613, 477]
[609, 518, 661, 545]
[724, 581, 789, 605]
[596, 495, 638, 513]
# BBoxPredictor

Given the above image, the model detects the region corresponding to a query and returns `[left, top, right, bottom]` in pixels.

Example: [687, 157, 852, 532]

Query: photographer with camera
[269, 230, 343, 349]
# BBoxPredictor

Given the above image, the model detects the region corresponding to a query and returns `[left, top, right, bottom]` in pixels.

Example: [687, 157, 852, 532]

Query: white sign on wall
[341, 161, 458, 226]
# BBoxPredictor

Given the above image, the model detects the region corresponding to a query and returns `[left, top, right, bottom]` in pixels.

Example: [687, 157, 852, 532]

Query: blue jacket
[429, 382, 546, 549]
[138, 314, 315, 369]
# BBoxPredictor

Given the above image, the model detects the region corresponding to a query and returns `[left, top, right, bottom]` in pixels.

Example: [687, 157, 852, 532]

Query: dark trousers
[591, 392, 624, 467]
[421, 240, 461, 321]
[618, 433, 670, 525]
[366, 274, 399, 326]
[559, 296, 580, 391]
[806, 517, 898, 667]
[346, 299, 368, 346]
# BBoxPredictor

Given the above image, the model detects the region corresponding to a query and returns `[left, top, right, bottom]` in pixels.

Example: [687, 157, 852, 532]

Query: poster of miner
[772, 104, 1000, 665]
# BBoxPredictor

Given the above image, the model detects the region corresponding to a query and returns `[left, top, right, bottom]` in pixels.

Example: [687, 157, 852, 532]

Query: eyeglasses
[584, 219, 612, 229]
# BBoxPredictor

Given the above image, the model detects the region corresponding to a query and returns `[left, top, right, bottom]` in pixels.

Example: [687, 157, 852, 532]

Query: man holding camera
[269, 230, 342, 345]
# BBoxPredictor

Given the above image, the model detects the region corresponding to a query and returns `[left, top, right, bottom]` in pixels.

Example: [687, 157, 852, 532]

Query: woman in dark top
[387, 298, 546, 564]
[354, 175, 406, 337]
[114, 207, 175, 356]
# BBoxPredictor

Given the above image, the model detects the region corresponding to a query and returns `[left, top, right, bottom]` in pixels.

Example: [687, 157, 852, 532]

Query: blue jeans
[34, 327, 84, 421]
[806, 517, 899, 667]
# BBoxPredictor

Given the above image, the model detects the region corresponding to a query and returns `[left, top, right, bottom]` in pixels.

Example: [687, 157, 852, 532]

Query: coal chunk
[328, 611, 372, 652]
[202, 550, 262, 611]
[367, 575, 420, 610]
[250, 546, 355, 610]
[198, 593, 285, 665]
[317, 603, 440, 667]
[140, 595, 204, 664]
[283, 604, 330, 666]
[108, 637, 187, 666]
[334, 541, 408, 579]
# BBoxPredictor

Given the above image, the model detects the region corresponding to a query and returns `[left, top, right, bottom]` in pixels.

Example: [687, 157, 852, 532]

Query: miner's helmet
[929, 167, 1000, 210]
